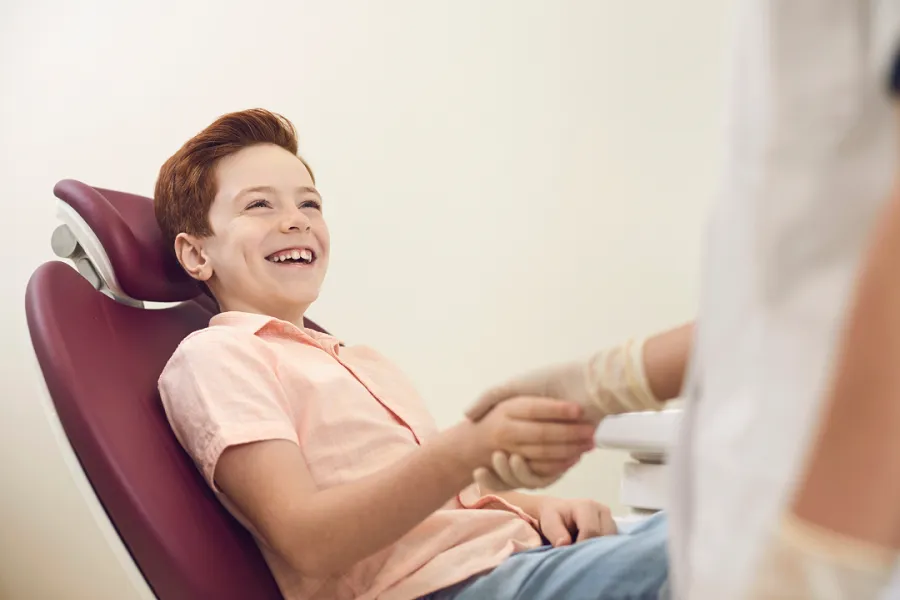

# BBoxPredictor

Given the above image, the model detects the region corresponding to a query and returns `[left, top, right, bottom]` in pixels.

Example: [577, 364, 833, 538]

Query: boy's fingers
[573, 505, 606, 543]
[540, 510, 573, 547]
[531, 398, 584, 421]
[600, 506, 618, 536]
[508, 420, 597, 446]
[507, 397, 585, 422]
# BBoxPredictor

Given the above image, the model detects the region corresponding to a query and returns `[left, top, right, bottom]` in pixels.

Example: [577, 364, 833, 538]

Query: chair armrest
[594, 407, 683, 463]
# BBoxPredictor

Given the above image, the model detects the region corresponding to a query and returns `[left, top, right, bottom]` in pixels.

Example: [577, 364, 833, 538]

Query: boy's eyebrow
[234, 185, 321, 201]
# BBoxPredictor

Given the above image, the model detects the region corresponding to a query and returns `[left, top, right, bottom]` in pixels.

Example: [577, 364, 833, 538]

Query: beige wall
[0, 0, 731, 597]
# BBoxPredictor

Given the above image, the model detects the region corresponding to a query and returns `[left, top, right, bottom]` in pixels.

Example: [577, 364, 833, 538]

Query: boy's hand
[463, 396, 596, 478]
[465, 368, 601, 491]
[535, 496, 618, 546]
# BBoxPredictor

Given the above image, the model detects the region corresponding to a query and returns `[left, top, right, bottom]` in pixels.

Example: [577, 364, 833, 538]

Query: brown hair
[154, 108, 314, 249]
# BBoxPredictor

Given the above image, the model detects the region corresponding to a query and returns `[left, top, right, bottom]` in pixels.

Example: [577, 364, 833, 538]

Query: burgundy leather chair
[25, 180, 326, 599]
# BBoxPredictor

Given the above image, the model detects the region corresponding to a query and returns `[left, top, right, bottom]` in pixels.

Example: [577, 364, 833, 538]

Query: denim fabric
[421, 511, 669, 600]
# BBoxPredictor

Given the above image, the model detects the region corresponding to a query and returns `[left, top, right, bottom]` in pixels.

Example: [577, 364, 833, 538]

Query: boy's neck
[215, 299, 309, 330]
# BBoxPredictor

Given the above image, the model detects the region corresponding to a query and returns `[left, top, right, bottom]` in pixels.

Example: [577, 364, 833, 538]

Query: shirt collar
[210, 311, 344, 350]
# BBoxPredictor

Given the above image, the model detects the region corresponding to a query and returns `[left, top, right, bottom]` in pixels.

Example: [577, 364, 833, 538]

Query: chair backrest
[25, 180, 325, 599]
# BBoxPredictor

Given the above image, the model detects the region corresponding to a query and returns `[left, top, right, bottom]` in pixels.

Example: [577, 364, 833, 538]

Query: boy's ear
[174, 232, 213, 282]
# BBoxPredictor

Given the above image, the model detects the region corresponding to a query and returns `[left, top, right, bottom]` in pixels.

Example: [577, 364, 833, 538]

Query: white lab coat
[668, 1, 900, 598]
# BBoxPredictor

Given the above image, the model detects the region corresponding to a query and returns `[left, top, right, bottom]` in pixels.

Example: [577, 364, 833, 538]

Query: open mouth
[266, 248, 317, 265]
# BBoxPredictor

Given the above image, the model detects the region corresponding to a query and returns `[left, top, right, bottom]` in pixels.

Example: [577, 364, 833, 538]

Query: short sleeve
[159, 329, 300, 491]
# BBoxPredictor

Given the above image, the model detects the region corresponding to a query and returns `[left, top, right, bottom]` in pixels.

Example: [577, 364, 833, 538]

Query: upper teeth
[270, 249, 313, 262]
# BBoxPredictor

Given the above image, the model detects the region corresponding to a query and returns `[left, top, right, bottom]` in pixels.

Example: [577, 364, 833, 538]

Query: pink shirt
[158, 311, 543, 600]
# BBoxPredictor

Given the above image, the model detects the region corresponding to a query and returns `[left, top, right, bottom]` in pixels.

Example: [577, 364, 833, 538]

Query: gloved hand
[744, 512, 898, 599]
[468, 338, 664, 491]
[474, 451, 567, 491]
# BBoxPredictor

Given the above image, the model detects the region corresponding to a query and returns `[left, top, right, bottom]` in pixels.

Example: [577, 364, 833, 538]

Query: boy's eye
[300, 199, 322, 211]
[247, 199, 270, 209]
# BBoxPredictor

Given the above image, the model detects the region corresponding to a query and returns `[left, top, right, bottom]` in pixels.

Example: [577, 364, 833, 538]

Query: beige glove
[468, 337, 663, 491]
[474, 451, 562, 492]
[744, 512, 897, 600]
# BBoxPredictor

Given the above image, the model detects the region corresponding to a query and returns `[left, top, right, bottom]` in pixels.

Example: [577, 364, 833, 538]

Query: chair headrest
[53, 179, 201, 303]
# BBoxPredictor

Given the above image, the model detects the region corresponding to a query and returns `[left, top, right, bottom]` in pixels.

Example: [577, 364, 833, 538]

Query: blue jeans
[421, 511, 669, 600]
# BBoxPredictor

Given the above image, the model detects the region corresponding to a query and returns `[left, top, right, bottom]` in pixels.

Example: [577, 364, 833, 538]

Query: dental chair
[25, 179, 322, 600]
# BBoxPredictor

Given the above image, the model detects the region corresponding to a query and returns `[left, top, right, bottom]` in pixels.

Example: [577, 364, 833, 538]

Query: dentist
[467, 1, 900, 598]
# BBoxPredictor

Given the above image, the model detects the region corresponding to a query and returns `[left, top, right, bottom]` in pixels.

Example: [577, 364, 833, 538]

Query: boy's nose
[280, 208, 311, 232]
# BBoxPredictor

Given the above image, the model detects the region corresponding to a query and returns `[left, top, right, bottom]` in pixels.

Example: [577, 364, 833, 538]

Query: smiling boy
[155, 108, 669, 600]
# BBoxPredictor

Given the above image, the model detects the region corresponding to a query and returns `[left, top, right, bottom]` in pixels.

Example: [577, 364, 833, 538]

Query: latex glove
[474, 451, 562, 491]
[467, 338, 663, 491]
[744, 512, 897, 600]
[466, 337, 662, 424]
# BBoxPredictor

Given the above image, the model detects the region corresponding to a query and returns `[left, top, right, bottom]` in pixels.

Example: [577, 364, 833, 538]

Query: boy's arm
[215, 423, 476, 578]
[214, 399, 593, 578]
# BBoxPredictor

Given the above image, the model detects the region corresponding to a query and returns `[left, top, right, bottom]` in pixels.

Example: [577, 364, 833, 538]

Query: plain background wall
[0, 1, 731, 597]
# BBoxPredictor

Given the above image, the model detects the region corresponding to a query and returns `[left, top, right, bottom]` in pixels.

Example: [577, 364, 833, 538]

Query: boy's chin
[277, 287, 321, 307]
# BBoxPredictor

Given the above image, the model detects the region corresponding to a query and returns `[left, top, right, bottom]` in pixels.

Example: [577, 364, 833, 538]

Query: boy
[155, 108, 669, 600]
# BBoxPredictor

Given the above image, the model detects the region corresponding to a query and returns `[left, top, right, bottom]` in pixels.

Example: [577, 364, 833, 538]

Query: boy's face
[175, 143, 330, 324]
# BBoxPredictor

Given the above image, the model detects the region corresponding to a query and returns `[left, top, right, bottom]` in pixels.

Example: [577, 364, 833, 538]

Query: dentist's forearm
[792, 183, 900, 549]
[642, 322, 693, 401]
